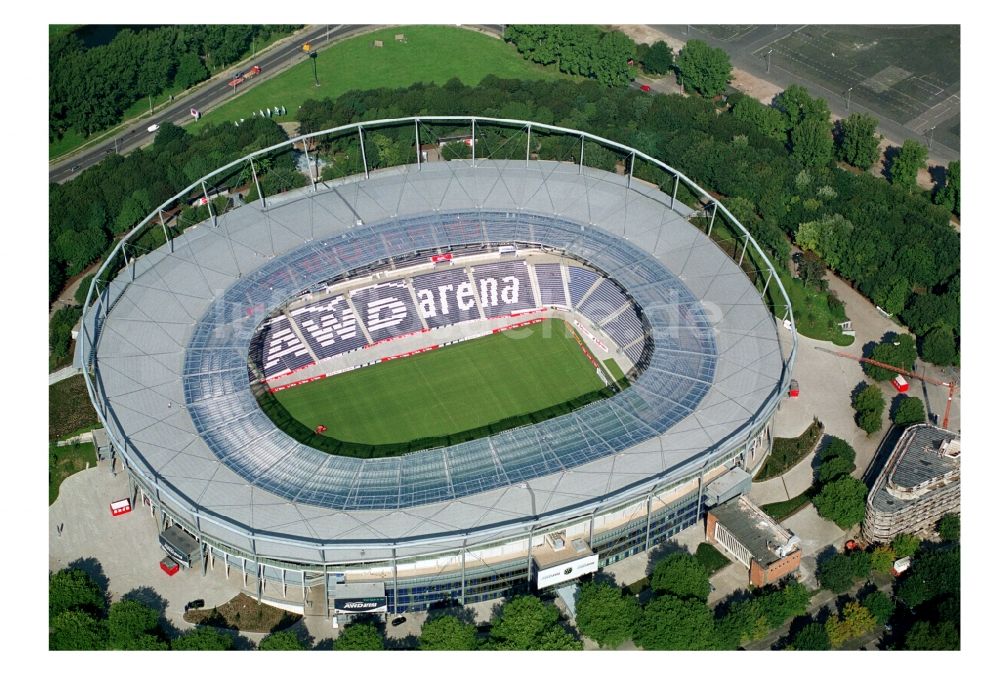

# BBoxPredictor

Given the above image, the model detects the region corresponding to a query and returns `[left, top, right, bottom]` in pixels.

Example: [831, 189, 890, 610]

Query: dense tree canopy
[825, 601, 875, 648]
[633, 594, 720, 650]
[107, 599, 167, 650]
[574, 580, 640, 648]
[640, 40, 674, 75]
[892, 396, 926, 427]
[791, 621, 830, 650]
[791, 118, 834, 168]
[50, 610, 108, 650]
[852, 384, 886, 435]
[489, 595, 581, 650]
[172, 626, 234, 650]
[938, 512, 960, 542]
[890, 139, 929, 189]
[418, 614, 479, 651]
[675, 40, 731, 97]
[49, 25, 298, 142]
[49, 568, 106, 618]
[258, 630, 309, 650]
[774, 85, 831, 130]
[864, 334, 917, 380]
[334, 621, 385, 650]
[934, 160, 960, 216]
[650, 552, 711, 600]
[504, 25, 635, 87]
[813, 475, 869, 528]
[837, 113, 881, 169]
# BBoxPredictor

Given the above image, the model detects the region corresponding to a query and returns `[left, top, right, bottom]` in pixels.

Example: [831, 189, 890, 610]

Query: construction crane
[816, 347, 958, 430]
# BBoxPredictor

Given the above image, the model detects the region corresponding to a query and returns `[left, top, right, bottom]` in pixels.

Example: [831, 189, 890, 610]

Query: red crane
[818, 348, 958, 430]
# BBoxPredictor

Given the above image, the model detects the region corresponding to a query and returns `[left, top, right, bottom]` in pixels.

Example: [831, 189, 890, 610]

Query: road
[49, 24, 506, 184]
[648, 25, 959, 165]
[49, 25, 369, 184]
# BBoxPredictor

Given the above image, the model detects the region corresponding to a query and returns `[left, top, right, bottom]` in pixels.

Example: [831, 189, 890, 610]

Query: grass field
[190, 25, 571, 133]
[274, 319, 603, 445]
[49, 441, 96, 505]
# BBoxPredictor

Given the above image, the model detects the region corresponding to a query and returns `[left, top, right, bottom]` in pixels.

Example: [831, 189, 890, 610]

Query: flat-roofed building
[706, 496, 801, 587]
[862, 424, 960, 542]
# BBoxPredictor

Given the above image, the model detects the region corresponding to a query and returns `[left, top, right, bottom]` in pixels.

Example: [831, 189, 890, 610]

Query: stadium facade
[79, 117, 795, 619]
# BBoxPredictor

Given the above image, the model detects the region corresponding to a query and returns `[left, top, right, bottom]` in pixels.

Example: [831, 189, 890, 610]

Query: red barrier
[380, 345, 439, 362]
[265, 360, 317, 383]
[492, 317, 544, 334]
[270, 372, 328, 393]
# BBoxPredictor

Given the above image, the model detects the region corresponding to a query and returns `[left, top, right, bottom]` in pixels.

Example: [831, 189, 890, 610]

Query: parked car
[391, 616, 407, 626]
[147, 123, 160, 133]
[185, 599, 205, 611]
[639, 84, 651, 92]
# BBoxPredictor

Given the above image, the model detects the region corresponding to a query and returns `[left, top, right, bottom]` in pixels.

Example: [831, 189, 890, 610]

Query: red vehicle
[845, 539, 860, 552]
[892, 374, 909, 393]
[639, 84, 651, 92]
[228, 65, 262, 89]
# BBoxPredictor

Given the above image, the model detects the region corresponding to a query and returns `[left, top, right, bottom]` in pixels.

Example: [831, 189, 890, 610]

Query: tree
[107, 599, 166, 650]
[633, 595, 720, 650]
[837, 113, 881, 169]
[892, 396, 926, 427]
[852, 385, 886, 435]
[820, 437, 856, 465]
[795, 213, 854, 272]
[825, 601, 875, 648]
[490, 595, 581, 651]
[334, 620, 384, 650]
[813, 475, 868, 529]
[862, 590, 894, 626]
[731, 95, 786, 141]
[938, 513, 960, 542]
[920, 326, 958, 366]
[50, 610, 108, 650]
[865, 334, 918, 380]
[790, 621, 830, 650]
[904, 620, 960, 650]
[934, 160, 960, 216]
[791, 118, 833, 168]
[590, 30, 636, 87]
[675, 40, 731, 97]
[418, 614, 478, 651]
[49, 568, 106, 618]
[817, 554, 858, 593]
[650, 552, 711, 600]
[574, 580, 640, 648]
[869, 545, 896, 574]
[74, 274, 96, 307]
[259, 629, 308, 650]
[890, 139, 928, 189]
[174, 52, 208, 90]
[817, 455, 854, 484]
[172, 626, 234, 650]
[896, 548, 960, 609]
[774, 84, 831, 130]
[641, 40, 673, 75]
[891, 533, 922, 559]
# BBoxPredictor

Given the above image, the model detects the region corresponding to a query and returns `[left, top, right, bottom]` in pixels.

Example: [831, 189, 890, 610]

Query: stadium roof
[84, 158, 787, 561]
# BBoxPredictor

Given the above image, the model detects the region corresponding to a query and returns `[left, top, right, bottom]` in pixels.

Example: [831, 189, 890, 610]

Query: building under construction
[862, 424, 960, 542]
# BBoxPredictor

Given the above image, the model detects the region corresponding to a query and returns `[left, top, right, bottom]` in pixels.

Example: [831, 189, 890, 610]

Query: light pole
[927, 125, 936, 152]
[303, 42, 319, 87]
[845, 86, 854, 114]
[766, 48, 773, 74]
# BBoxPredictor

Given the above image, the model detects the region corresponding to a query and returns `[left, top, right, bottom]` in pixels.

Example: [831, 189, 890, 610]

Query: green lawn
[695, 542, 732, 576]
[603, 358, 626, 384]
[760, 489, 813, 522]
[190, 25, 571, 133]
[274, 319, 603, 445]
[50, 441, 97, 505]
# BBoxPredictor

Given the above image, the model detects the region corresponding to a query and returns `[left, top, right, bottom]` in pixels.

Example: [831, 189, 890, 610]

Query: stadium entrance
[329, 582, 388, 628]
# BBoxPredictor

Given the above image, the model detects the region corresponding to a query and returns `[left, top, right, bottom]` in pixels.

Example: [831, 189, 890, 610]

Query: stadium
[79, 116, 796, 620]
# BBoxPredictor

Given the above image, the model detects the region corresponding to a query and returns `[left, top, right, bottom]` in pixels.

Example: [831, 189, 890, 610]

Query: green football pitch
[272, 319, 604, 445]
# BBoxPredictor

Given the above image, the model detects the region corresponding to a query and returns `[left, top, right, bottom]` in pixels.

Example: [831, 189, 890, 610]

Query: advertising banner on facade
[535, 553, 599, 590]
[333, 597, 388, 614]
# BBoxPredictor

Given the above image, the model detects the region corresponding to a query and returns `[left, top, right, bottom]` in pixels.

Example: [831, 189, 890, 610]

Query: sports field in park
[273, 319, 604, 445]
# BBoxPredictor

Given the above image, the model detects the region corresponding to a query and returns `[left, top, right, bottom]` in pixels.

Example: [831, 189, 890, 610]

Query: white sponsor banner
[535, 553, 599, 590]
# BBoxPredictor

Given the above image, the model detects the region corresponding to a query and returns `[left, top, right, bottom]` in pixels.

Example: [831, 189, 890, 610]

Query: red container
[788, 379, 800, 398]
[110, 498, 132, 516]
[160, 558, 180, 576]
[892, 375, 909, 393]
